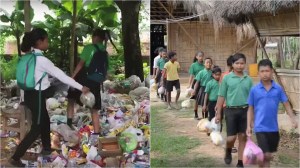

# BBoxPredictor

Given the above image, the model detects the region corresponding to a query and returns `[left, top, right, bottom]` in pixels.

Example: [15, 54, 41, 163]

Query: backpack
[16, 52, 46, 125]
[16, 52, 46, 90]
[86, 44, 108, 84]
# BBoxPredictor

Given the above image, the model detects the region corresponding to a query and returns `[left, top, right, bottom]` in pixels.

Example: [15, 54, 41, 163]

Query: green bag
[16, 52, 46, 124]
[16, 52, 46, 90]
[119, 132, 138, 153]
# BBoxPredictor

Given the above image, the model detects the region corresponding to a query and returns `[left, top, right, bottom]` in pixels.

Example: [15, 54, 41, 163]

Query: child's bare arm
[72, 59, 85, 78]
[246, 106, 254, 136]
[188, 75, 194, 88]
[215, 96, 225, 123]
[283, 102, 298, 128]
[202, 93, 209, 112]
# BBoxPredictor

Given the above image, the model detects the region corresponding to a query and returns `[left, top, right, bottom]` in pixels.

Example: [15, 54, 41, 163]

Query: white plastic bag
[181, 99, 194, 109]
[46, 98, 60, 111]
[80, 92, 95, 108]
[86, 146, 98, 161]
[158, 86, 165, 94]
[210, 131, 223, 146]
[185, 88, 194, 98]
[197, 118, 210, 132]
[210, 117, 221, 132]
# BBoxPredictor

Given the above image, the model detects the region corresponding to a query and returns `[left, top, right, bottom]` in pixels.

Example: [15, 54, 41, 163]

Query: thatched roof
[166, 0, 299, 41]
[213, 0, 300, 25]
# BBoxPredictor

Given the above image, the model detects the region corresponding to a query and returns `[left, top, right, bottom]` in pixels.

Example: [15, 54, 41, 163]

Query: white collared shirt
[33, 48, 83, 91]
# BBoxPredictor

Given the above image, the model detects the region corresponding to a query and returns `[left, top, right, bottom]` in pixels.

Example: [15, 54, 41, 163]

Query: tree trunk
[16, 31, 21, 56]
[69, 0, 77, 74]
[116, 0, 144, 81]
[74, 39, 78, 66]
[24, 0, 31, 32]
[278, 37, 285, 68]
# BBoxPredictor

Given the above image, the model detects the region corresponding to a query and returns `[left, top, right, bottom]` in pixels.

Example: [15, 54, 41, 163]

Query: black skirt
[196, 86, 206, 106]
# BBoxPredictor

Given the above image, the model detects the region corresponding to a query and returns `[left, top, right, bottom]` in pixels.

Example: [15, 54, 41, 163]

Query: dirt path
[150, 78, 237, 167]
[151, 74, 299, 167]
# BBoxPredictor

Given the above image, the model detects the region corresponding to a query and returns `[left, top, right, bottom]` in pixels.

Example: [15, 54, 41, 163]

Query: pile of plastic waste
[0, 75, 150, 167]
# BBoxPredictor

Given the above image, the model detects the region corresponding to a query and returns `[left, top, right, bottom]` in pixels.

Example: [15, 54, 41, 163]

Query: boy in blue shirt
[246, 59, 298, 167]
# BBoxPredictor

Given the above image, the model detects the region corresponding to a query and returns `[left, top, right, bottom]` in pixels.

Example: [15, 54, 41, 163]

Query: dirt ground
[150, 74, 299, 167]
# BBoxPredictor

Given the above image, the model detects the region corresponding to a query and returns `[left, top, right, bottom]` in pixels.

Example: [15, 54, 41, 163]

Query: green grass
[151, 156, 216, 167]
[151, 105, 218, 167]
[277, 154, 300, 167]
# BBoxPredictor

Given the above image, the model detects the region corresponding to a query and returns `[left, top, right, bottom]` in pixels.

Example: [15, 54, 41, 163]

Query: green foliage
[37, 0, 120, 73]
[0, 55, 18, 82]
[143, 62, 150, 78]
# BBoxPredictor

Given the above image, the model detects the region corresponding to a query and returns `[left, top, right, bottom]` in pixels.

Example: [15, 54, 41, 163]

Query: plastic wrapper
[50, 132, 61, 150]
[52, 156, 67, 167]
[50, 115, 67, 123]
[119, 132, 138, 153]
[86, 146, 98, 161]
[46, 98, 60, 111]
[115, 108, 124, 118]
[80, 92, 95, 108]
[56, 124, 79, 144]
[123, 126, 144, 142]
[243, 138, 264, 165]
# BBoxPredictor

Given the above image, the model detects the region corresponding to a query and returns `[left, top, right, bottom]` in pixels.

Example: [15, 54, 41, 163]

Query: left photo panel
[0, 0, 150, 167]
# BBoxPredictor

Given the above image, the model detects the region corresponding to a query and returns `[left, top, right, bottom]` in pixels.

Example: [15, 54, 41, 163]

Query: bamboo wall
[167, 22, 256, 72]
[253, 7, 299, 36]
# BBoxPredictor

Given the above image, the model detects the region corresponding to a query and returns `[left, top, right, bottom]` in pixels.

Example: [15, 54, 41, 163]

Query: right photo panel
[150, 0, 300, 167]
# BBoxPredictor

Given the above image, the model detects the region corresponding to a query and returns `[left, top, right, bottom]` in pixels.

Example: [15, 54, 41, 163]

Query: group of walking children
[10, 27, 109, 167]
[152, 48, 181, 109]
[188, 52, 298, 168]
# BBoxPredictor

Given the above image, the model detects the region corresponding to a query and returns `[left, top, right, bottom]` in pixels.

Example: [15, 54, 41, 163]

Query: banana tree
[42, 0, 119, 74]
[0, 1, 34, 56]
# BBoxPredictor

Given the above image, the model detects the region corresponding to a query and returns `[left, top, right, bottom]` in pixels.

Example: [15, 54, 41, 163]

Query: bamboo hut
[172, 0, 300, 112]
[151, 0, 257, 73]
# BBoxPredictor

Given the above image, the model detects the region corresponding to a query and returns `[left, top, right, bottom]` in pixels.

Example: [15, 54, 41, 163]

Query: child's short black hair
[92, 28, 107, 39]
[161, 48, 167, 53]
[258, 59, 273, 70]
[232, 53, 246, 63]
[204, 57, 212, 62]
[212, 66, 222, 74]
[154, 47, 163, 55]
[227, 55, 234, 66]
[168, 51, 176, 59]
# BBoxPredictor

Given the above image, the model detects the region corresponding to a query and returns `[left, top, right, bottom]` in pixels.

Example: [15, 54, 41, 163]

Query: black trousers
[12, 88, 52, 160]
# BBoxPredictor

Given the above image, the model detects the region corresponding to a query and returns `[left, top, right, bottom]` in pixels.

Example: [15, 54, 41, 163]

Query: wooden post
[158, 0, 199, 49]
[249, 16, 293, 107]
